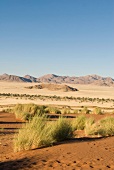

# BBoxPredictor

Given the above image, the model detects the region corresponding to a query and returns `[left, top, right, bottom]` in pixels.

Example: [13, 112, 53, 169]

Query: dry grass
[13, 103, 46, 120]
[14, 115, 73, 152]
[72, 115, 87, 130]
[14, 115, 49, 151]
[85, 116, 114, 137]
[92, 107, 103, 115]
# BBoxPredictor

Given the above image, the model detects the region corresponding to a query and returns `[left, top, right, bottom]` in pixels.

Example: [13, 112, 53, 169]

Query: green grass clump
[14, 115, 51, 151]
[84, 117, 96, 136]
[13, 103, 47, 120]
[14, 115, 73, 152]
[50, 117, 73, 142]
[98, 117, 114, 136]
[85, 116, 114, 137]
[72, 115, 86, 130]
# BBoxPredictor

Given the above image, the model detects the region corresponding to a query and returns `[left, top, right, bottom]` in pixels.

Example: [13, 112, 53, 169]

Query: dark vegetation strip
[0, 93, 114, 103]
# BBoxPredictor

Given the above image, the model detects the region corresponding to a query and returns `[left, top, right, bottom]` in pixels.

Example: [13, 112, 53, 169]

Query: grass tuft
[72, 115, 86, 130]
[14, 115, 51, 151]
[85, 116, 114, 137]
[13, 103, 46, 120]
[50, 117, 73, 142]
[93, 107, 103, 115]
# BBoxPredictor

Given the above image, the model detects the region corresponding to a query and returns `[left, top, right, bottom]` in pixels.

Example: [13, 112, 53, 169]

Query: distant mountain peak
[24, 75, 37, 82]
[2, 73, 9, 76]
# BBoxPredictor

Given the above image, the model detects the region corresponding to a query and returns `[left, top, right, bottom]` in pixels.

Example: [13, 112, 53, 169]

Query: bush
[72, 115, 86, 130]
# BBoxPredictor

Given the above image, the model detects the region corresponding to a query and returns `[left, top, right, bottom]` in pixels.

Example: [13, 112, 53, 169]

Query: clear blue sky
[0, 0, 114, 78]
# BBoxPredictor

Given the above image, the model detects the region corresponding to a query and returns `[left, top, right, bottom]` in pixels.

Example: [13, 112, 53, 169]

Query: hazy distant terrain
[0, 73, 114, 86]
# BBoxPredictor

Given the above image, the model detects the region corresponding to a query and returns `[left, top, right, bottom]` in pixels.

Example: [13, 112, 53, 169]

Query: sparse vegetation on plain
[14, 113, 114, 152]
[0, 93, 114, 105]
[4, 103, 114, 122]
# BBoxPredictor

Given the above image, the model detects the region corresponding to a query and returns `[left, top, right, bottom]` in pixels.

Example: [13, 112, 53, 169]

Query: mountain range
[0, 73, 114, 86]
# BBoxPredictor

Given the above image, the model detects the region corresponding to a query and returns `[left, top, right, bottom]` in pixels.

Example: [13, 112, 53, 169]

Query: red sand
[0, 112, 114, 170]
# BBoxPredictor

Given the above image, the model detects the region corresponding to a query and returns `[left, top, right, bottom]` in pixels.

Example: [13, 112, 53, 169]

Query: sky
[0, 0, 114, 78]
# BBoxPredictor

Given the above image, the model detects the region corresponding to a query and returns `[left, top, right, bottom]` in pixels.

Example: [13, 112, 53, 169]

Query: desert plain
[0, 82, 114, 170]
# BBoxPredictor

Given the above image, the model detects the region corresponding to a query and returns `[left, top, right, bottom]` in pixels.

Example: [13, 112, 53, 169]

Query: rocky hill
[0, 73, 31, 82]
[25, 83, 78, 92]
[0, 73, 114, 86]
[37, 74, 114, 86]
[24, 75, 37, 82]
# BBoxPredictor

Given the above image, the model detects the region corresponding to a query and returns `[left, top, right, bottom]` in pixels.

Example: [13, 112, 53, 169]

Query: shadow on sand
[0, 157, 33, 170]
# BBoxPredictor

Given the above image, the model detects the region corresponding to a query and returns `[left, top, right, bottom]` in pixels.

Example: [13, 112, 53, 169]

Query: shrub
[72, 115, 86, 130]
